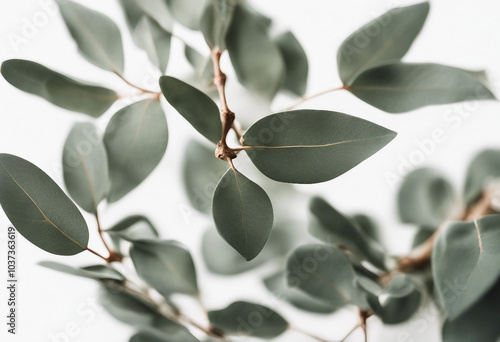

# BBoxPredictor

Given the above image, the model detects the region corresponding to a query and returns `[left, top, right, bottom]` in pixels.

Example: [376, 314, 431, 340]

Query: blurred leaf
[39, 261, 124, 282]
[1, 59, 116, 116]
[165, 0, 206, 30]
[212, 169, 274, 261]
[463, 149, 500, 206]
[208, 301, 288, 338]
[106, 215, 159, 254]
[432, 215, 500, 320]
[349, 63, 496, 113]
[398, 168, 456, 227]
[57, 0, 124, 73]
[130, 239, 198, 297]
[412, 228, 435, 248]
[160, 76, 221, 143]
[0, 154, 88, 256]
[104, 100, 168, 202]
[226, 4, 285, 98]
[352, 214, 380, 243]
[130, 330, 200, 342]
[120, 0, 173, 32]
[63, 122, 109, 213]
[274, 31, 308, 96]
[338, 2, 429, 85]
[184, 45, 214, 83]
[308, 197, 387, 270]
[287, 244, 368, 309]
[133, 16, 171, 73]
[243, 110, 396, 184]
[201, 0, 236, 50]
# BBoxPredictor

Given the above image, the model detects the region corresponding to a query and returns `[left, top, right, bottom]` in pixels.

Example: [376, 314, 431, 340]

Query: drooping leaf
[184, 45, 214, 83]
[1, 59, 117, 116]
[130, 330, 200, 342]
[39, 261, 124, 282]
[274, 31, 308, 96]
[349, 63, 496, 113]
[352, 214, 380, 243]
[165, 0, 206, 30]
[432, 215, 500, 320]
[398, 168, 456, 227]
[57, 0, 124, 73]
[200, 0, 236, 50]
[212, 169, 274, 261]
[133, 16, 171, 73]
[208, 301, 288, 338]
[308, 197, 387, 270]
[120, 0, 173, 32]
[104, 100, 168, 202]
[160, 76, 221, 143]
[287, 244, 368, 309]
[463, 149, 500, 206]
[243, 110, 396, 184]
[63, 122, 109, 213]
[338, 2, 430, 85]
[226, 4, 285, 98]
[130, 239, 198, 297]
[0, 154, 89, 255]
[105, 215, 159, 254]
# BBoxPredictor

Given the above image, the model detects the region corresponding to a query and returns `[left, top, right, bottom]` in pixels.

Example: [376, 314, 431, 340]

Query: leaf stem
[284, 85, 348, 111]
[113, 71, 158, 95]
[85, 247, 109, 262]
[95, 211, 123, 263]
[340, 324, 360, 342]
[289, 325, 332, 342]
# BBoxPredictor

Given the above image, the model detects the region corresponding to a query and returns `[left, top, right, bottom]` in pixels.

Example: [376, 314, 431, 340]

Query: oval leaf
[274, 31, 308, 96]
[200, 0, 235, 50]
[242, 110, 396, 184]
[0, 154, 89, 255]
[105, 215, 159, 254]
[165, 0, 206, 30]
[212, 169, 274, 261]
[120, 0, 173, 32]
[463, 149, 500, 206]
[39, 261, 125, 282]
[184, 45, 214, 83]
[134, 16, 172, 73]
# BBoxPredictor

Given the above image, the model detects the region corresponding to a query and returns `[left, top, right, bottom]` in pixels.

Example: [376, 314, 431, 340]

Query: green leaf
[104, 100, 168, 202]
[287, 244, 368, 309]
[226, 4, 285, 98]
[120, 0, 173, 32]
[63, 122, 109, 213]
[463, 149, 500, 206]
[412, 228, 435, 248]
[105, 215, 159, 254]
[130, 330, 200, 342]
[0, 154, 89, 256]
[208, 301, 288, 338]
[432, 215, 500, 320]
[130, 239, 198, 297]
[184, 45, 214, 83]
[398, 168, 456, 227]
[1, 59, 117, 117]
[338, 2, 430, 85]
[57, 0, 124, 73]
[39, 261, 124, 282]
[349, 63, 496, 113]
[352, 214, 380, 243]
[212, 169, 274, 261]
[200, 0, 236, 50]
[165, 0, 206, 30]
[308, 197, 387, 270]
[243, 110, 396, 184]
[133, 16, 171, 73]
[274, 31, 308, 96]
[160, 76, 221, 143]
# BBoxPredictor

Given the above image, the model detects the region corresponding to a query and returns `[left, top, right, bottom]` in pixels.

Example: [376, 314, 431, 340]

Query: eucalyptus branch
[113, 71, 160, 96]
[284, 85, 348, 111]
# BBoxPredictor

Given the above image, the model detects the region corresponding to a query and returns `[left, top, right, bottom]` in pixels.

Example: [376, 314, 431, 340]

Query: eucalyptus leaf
[208, 301, 288, 338]
[1, 59, 117, 116]
[184, 45, 214, 83]
[120, 0, 173, 32]
[0, 154, 89, 256]
[160, 76, 221, 143]
[338, 2, 430, 85]
[57, 0, 124, 73]
[133, 16, 171, 73]
[352, 214, 380, 243]
[349, 63, 496, 113]
[201, 0, 236, 50]
[412, 228, 435, 248]
[463, 149, 500, 206]
[165, 0, 206, 30]
[39, 261, 124, 282]
[104, 100, 168, 202]
[212, 169, 274, 261]
[274, 31, 308, 96]
[432, 215, 500, 320]
[130, 330, 200, 342]
[243, 110, 396, 184]
[130, 239, 199, 297]
[63, 122, 109, 213]
[106, 215, 159, 254]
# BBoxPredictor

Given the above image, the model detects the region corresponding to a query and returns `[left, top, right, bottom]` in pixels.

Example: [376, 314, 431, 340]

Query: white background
[0, 0, 499, 341]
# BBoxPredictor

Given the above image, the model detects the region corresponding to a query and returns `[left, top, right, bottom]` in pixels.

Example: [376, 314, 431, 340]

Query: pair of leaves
[463, 149, 500, 206]
[40, 261, 124, 282]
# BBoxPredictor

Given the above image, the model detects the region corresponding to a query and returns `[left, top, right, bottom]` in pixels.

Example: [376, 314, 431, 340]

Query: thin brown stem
[85, 247, 108, 262]
[340, 324, 360, 342]
[113, 71, 158, 94]
[359, 310, 369, 342]
[284, 85, 348, 111]
[95, 211, 123, 263]
[290, 325, 332, 342]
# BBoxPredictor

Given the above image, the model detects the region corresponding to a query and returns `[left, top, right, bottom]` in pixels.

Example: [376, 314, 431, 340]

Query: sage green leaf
[104, 100, 168, 202]
[63, 122, 109, 213]
[242, 110, 396, 183]
[212, 169, 274, 261]
[120, 0, 173, 32]
[105, 215, 159, 254]
[1, 59, 117, 116]
[133, 16, 171, 73]
[0, 154, 89, 256]
[432, 215, 500, 320]
[442, 280, 500, 342]
[412, 228, 435, 248]
[184, 45, 214, 83]
[308, 197, 387, 270]
[274, 31, 308, 96]
[226, 4, 285, 98]
[165, 0, 206, 30]
[208, 301, 288, 338]
[130, 331, 200, 342]
[398, 168, 456, 227]
[39, 261, 124, 282]
[352, 214, 380, 242]
[200, 0, 236, 50]
[57, 0, 124, 73]
[287, 244, 368, 309]
[160, 76, 221, 143]
[349, 63, 496, 113]
[263, 270, 336, 314]
[464, 149, 500, 206]
[338, 2, 429, 85]
[130, 239, 198, 297]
